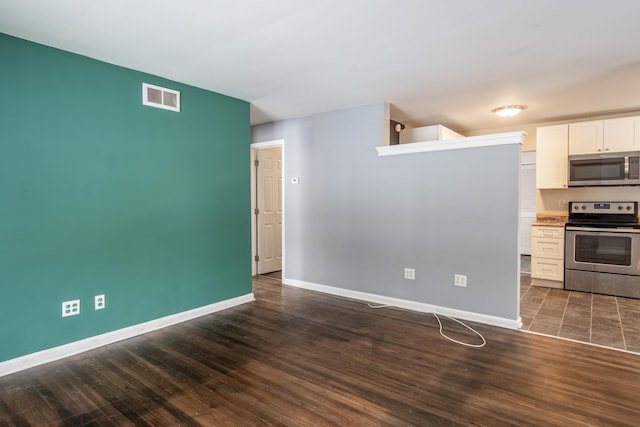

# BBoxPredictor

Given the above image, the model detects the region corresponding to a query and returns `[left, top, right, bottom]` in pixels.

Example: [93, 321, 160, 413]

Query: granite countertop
[533, 215, 568, 227]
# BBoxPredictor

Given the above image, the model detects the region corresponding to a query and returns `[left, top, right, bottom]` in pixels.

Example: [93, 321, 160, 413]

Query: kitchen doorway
[251, 140, 284, 277]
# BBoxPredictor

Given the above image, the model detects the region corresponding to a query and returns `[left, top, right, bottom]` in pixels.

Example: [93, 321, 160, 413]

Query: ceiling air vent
[142, 83, 180, 112]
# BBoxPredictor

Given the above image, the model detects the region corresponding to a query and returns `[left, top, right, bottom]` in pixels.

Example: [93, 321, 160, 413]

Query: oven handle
[565, 226, 640, 233]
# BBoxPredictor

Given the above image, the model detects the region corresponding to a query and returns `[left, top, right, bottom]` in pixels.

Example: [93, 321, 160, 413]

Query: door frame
[250, 139, 285, 277]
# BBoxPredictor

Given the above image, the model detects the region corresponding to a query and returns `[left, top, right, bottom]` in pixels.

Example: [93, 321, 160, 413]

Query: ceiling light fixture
[492, 105, 527, 117]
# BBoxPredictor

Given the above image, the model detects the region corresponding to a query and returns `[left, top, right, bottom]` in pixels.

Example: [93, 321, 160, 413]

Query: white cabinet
[439, 125, 464, 141]
[569, 116, 640, 155]
[569, 120, 603, 155]
[536, 125, 568, 189]
[603, 116, 640, 152]
[399, 124, 463, 144]
[531, 225, 565, 288]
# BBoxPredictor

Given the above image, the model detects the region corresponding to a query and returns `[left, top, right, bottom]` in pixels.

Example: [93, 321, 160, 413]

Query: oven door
[565, 226, 640, 275]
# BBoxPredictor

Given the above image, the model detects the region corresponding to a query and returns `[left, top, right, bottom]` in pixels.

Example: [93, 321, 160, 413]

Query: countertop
[533, 215, 568, 227]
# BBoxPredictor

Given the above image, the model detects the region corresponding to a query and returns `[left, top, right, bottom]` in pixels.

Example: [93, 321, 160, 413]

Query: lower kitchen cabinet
[531, 224, 565, 288]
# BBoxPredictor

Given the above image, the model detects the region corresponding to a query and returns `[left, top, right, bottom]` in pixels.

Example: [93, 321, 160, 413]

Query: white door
[256, 147, 282, 274]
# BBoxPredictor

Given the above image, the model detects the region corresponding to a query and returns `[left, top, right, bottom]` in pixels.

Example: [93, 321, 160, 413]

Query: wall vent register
[142, 83, 180, 112]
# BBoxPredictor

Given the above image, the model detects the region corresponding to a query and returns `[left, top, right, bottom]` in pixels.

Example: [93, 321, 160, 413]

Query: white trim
[250, 149, 257, 276]
[0, 293, 255, 377]
[376, 131, 526, 157]
[250, 140, 285, 277]
[283, 278, 521, 330]
[251, 139, 284, 149]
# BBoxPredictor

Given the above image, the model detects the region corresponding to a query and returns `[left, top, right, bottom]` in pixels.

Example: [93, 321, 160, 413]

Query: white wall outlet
[291, 177, 300, 184]
[454, 274, 467, 287]
[62, 299, 80, 317]
[95, 294, 105, 310]
[404, 268, 415, 280]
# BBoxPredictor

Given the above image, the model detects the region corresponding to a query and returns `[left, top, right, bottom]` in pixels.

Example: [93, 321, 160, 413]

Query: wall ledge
[283, 277, 521, 330]
[0, 293, 255, 378]
[376, 131, 526, 157]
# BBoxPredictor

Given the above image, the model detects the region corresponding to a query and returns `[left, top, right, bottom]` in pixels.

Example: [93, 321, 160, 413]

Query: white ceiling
[2, 0, 640, 132]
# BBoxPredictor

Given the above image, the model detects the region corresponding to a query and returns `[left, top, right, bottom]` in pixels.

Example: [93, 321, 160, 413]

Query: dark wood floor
[1, 274, 640, 426]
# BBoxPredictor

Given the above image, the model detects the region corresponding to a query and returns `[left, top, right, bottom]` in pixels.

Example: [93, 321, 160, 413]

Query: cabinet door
[604, 116, 640, 152]
[569, 120, 604, 154]
[536, 125, 568, 189]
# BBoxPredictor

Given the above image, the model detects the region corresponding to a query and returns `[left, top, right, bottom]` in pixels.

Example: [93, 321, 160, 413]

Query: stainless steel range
[565, 201, 640, 299]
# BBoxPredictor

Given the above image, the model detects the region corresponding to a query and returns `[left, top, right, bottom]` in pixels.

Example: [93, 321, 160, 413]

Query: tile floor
[520, 272, 640, 353]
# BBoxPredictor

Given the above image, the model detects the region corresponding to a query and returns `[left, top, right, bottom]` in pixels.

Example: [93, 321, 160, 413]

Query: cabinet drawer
[531, 258, 564, 281]
[531, 238, 564, 259]
[532, 226, 564, 238]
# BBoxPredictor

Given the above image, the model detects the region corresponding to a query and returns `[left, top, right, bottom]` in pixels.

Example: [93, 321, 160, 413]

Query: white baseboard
[283, 278, 521, 330]
[0, 293, 255, 378]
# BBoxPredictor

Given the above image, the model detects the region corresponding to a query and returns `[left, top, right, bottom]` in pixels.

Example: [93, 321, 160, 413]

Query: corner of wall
[383, 102, 391, 146]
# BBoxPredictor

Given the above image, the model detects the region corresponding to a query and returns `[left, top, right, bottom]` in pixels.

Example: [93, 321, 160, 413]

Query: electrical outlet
[95, 294, 105, 310]
[454, 274, 467, 287]
[404, 268, 415, 280]
[62, 299, 80, 317]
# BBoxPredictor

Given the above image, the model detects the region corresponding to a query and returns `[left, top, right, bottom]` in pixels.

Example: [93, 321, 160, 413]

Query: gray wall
[252, 102, 520, 321]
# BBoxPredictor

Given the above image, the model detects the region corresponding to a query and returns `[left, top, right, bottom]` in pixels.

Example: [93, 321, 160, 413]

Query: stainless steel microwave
[568, 151, 640, 187]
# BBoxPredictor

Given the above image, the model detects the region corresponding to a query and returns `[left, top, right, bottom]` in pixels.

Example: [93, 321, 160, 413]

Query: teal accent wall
[0, 34, 251, 362]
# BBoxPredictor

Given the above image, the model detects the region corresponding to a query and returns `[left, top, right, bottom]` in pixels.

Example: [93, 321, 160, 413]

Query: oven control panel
[569, 201, 637, 215]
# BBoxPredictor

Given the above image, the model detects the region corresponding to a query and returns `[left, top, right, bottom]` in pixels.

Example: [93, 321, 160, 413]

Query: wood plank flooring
[1, 273, 640, 426]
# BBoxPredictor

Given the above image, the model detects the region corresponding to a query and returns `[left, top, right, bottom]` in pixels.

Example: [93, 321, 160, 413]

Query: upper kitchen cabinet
[537, 124, 568, 189]
[568, 120, 603, 155]
[603, 116, 640, 152]
[569, 116, 640, 155]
